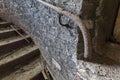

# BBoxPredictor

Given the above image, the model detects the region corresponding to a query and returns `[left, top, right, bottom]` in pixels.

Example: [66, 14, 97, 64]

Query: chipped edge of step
[0, 35, 30, 46]
[0, 28, 21, 34]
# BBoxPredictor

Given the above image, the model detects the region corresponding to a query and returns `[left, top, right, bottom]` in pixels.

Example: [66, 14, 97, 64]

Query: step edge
[0, 45, 39, 66]
[0, 35, 30, 46]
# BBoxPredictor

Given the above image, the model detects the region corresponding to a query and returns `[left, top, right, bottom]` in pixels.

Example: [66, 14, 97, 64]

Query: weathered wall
[0, 0, 120, 80]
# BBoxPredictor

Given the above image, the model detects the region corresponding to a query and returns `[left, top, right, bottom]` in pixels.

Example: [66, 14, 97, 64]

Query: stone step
[0, 34, 31, 55]
[0, 44, 40, 75]
[1, 58, 42, 80]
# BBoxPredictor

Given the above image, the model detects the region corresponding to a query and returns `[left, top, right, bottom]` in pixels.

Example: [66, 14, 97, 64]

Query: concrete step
[31, 67, 54, 80]
[0, 27, 24, 39]
[0, 44, 40, 75]
[0, 18, 2, 22]
[31, 72, 44, 80]
[0, 34, 30, 46]
[0, 19, 43, 80]
[0, 22, 12, 29]
[0, 27, 20, 34]
[1, 58, 42, 80]
[0, 34, 31, 55]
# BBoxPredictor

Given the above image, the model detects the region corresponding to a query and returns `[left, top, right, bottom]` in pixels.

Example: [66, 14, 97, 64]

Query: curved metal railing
[37, 0, 92, 59]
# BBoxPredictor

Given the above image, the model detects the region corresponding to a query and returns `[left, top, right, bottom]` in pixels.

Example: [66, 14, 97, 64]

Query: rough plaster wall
[0, 0, 83, 80]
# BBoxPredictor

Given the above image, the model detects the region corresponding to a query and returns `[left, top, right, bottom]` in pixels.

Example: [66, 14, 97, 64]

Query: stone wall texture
[0, 0, 82, 80]
[0, 0, 120, 80]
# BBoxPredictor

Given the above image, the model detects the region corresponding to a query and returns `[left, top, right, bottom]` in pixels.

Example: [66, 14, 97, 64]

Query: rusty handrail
[37, 0, 92, 59]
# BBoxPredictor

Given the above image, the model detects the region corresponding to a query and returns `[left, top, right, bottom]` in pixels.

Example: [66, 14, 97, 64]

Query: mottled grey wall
[0, 0, 83, 80]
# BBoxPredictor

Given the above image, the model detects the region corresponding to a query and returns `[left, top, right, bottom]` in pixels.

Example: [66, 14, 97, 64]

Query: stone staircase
[0, 19, 45, 80]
